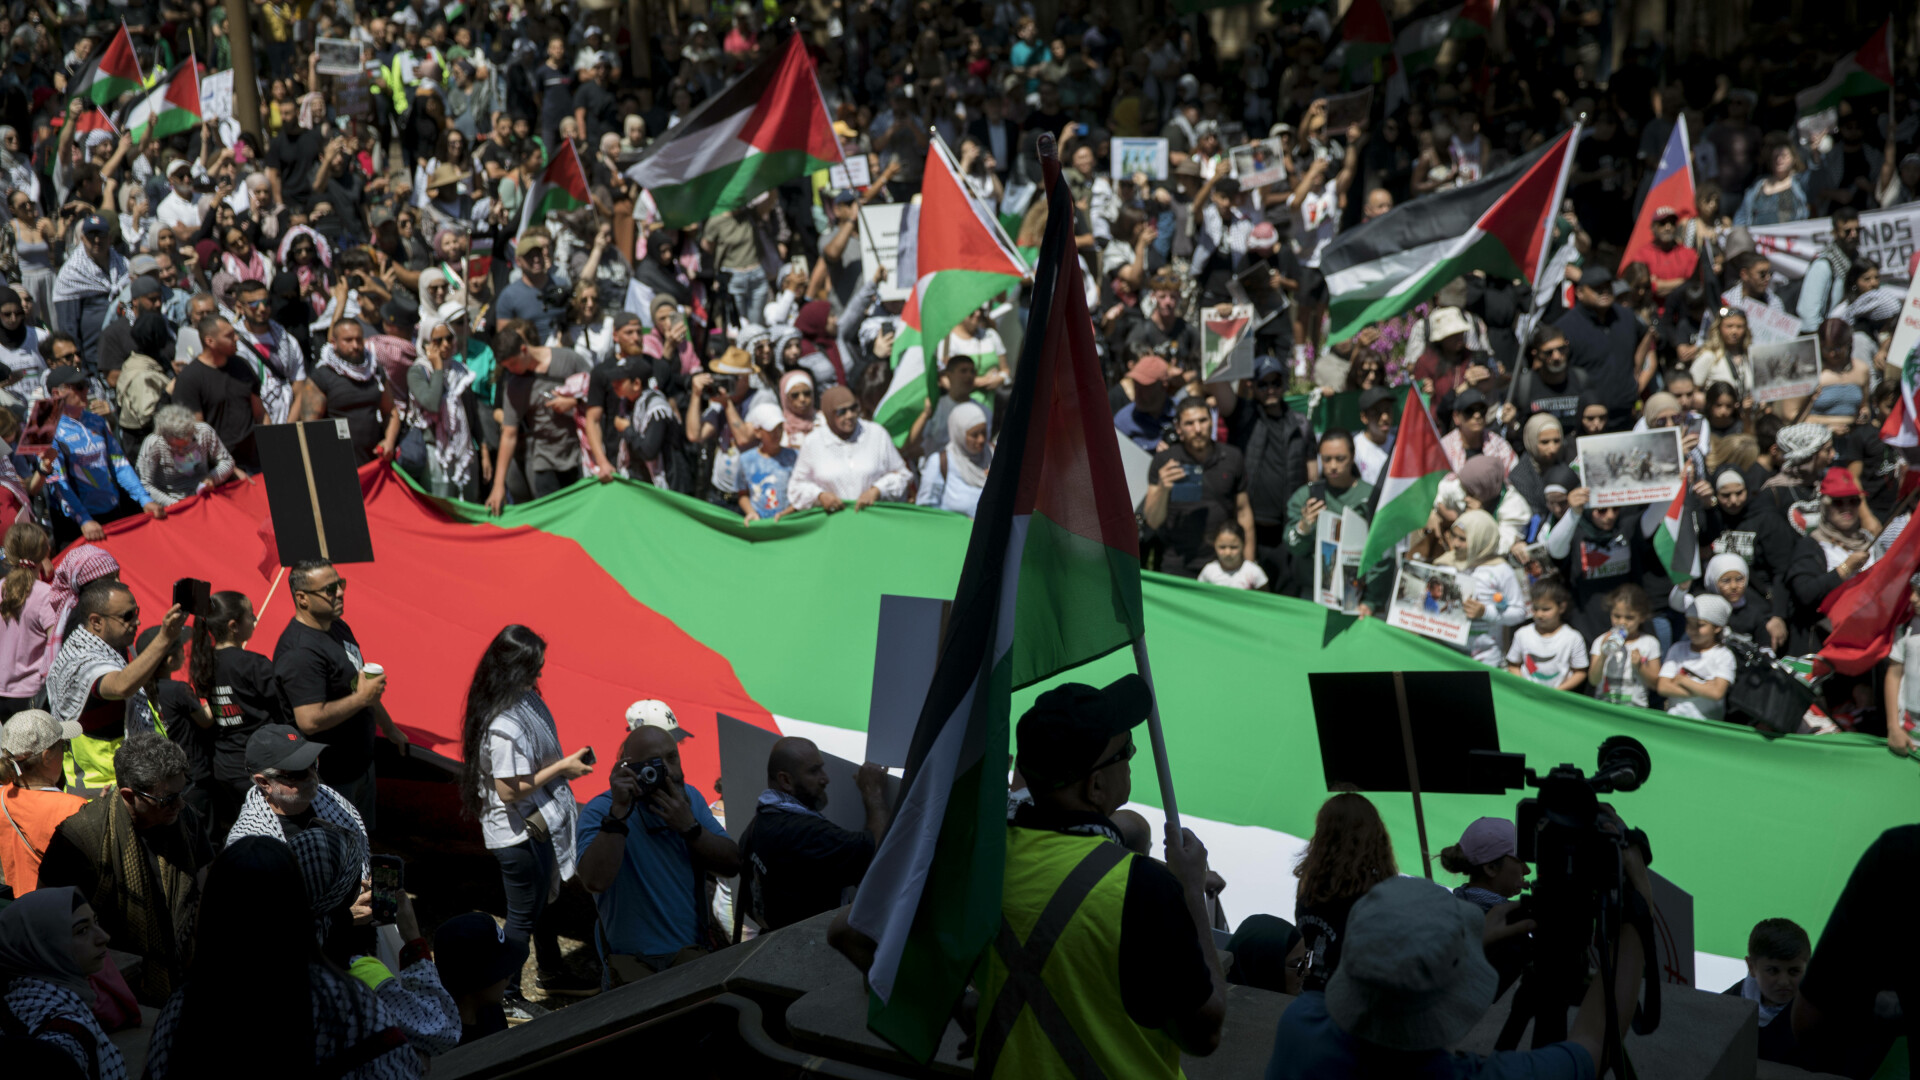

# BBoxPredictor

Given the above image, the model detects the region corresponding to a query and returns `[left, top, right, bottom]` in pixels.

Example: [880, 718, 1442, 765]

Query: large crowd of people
[0, 0, 1905, 1075]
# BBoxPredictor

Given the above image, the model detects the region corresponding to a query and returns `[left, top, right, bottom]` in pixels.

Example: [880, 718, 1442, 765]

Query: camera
[623, 756, 669, 798]
[537, 279, 570, 310]
[705, 374, 734, 399]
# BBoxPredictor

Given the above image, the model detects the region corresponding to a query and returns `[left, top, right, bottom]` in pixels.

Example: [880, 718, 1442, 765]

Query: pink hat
[1457, 817, 1516, 865]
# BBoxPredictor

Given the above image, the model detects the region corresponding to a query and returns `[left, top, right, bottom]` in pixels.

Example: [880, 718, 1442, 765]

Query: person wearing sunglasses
[1809, 466, 1878, 579]
[48, 215, 126, 377]
[38, 732, 212, 1006]
[45, 578, 187, 795]
[226, 724, 369, 872]
[787, 385, 909, 514]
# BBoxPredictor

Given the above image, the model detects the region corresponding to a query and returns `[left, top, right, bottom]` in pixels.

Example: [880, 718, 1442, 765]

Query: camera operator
[1265, 836, 1653, 1078]
[575, 723, 740, 987]
[1441, 817, 1531, 997]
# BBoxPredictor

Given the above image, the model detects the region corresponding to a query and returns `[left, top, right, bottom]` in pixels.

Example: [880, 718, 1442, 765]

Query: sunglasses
[830, 403, 860, 416]
[1539, 344, 1569, 355]
[297, 579, 348, 598]
[1054, 737, 1137, 788]
[1829, 496, 1861, 507]
[132, 787, 182, 808]
[1457, 406, 1487, 419]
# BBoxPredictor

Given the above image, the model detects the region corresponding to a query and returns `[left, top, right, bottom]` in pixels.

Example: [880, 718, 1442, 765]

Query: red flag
[1818, 521, 1920, 674]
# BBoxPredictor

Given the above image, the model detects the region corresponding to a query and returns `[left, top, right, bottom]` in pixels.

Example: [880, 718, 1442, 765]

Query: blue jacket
[48, 411, 149, 523]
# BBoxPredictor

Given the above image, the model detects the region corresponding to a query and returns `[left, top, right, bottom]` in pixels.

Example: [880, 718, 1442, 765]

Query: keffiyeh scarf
[227, 782, 370, 880]
[756, 788, 824, 819]
[47, 629, 151, 747]
[412, 357, 476, 490]
[315, 343, 381, 384]
[50, 246, 128, 303]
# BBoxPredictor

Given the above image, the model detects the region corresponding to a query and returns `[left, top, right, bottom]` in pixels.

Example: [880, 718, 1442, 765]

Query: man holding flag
[830, 136, 1225, 1075]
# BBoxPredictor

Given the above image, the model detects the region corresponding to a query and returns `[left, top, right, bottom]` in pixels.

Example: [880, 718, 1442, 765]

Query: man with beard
[230, 279, 309, 425]
[734, 737, 892, 933]
[1505, 324, 1589, 427]
[1795, 206, 1861, 333]
[1225, 355, 1313, 577]
[1554, 265, 1644, 430]
[1698, 470, 1793, 652]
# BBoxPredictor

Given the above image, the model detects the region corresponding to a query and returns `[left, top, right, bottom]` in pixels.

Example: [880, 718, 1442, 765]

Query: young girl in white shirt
[1506, 580, 1588, 691]
[1198, 522, 1268, 591]
[1589, 583, 1663, 707]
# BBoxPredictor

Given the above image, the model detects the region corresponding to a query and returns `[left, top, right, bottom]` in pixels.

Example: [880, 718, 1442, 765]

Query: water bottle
[1600, 628, 1628, 700]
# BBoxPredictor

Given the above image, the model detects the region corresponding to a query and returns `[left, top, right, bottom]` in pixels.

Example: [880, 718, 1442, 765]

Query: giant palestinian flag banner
[91, 461, 1920, 995]
[625, 33, 839, 229]
[1321, 128, 1577, 343]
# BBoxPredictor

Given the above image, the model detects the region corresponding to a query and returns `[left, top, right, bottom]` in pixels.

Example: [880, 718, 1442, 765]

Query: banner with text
[1751, 200, 1920, 284]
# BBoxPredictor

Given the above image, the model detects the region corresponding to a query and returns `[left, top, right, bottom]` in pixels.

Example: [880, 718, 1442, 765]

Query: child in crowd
[1699, 553, 1771, 645]
[1198, 522, 1268, 590]
[1643, 594, 1735, 720]
[1437, 509, 1526, 666]
[725, 403, 798, 523]
[1506, 580, 1587, 691]
[1722, 918, 1808, 1063]
[1880, 572, 1920, 756]
[1590, 583, 1662, 707]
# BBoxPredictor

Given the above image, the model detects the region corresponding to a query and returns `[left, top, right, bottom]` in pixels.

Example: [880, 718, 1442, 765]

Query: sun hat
[1323, 877, 1499, 1050]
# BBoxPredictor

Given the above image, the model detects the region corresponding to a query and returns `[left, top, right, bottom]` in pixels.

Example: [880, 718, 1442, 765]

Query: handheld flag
[624, 33, 838, 229]
[1356, 385, 1451, 578]
[120, 57, 201, 143]
[518, 139, 591, 236]
[71, 22, 144, 109]
[1647, 483, 1699, 585]
[847, 137, 1145, 1063]
[1819, 517, 1920, 675]
[1619, 121, 1695, 272]
[1797, 21, 1893, 117]
[1340, 0, 1395, 86]
[872, 136, 1027, 444]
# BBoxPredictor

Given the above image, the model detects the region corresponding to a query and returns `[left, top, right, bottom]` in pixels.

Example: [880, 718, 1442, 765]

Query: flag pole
[1132, 636, 1180, 832]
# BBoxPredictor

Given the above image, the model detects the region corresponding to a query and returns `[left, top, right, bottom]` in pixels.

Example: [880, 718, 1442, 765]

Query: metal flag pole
[1132, 635, 1179, 832]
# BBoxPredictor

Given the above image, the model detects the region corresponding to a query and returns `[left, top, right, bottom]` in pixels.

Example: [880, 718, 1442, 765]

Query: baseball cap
[745, 402, 784, 432]
[44, 367, 86, 389]
[79, 215, 109, 237]
[1687, 593, 1732, 628]
[1127, 354, 1169, 386]
[1456, 817, 1517, 866]
[612, 311, 643, 331]
[1252, 354, 1286, 383]
[1452, 387, 1489, 413]
[381, 297, 419, 328]
[128, 254, 161, 277]
[1016, 674, 1153, 788]
[1821, 466, 1864, 499]
[130, 275, 162, 300]
[245, 723, 327, 773]
[831, 188, 859, 205]
[1652, 205, 1680, 221]
[434, 912, 521, 995]
[1579, 265, 1614, 291]
[1, 710, 81, 760]
[624, 699, 691, 740]
[166, 159, 192, 179]
[1359, 386, 1397, 414]
[1324, 877, 1498, 1050]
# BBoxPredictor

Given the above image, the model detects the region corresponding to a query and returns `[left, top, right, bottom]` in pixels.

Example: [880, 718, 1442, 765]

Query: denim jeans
[493, 837, 565, 995]
[726, 265, 769, 327]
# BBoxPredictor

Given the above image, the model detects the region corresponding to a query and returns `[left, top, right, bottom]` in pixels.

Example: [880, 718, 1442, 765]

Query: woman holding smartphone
[457, 625, 596, 1019]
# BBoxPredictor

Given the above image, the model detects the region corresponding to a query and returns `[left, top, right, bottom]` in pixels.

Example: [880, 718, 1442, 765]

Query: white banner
[1750, 200, 1920, 284]
[200, 69, 233, 121]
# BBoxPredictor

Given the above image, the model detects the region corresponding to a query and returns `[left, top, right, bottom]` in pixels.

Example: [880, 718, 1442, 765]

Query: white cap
[1, 710, 81, 760]
[745, 402, 784, 433]
[624, 699, 691, 740]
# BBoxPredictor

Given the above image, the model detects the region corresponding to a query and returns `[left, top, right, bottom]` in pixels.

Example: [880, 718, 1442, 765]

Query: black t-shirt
[273, 618, 374, 786]
[210, 646, 283, 784]
[267, 128, 328, 211]
[311, 368, 387, 465]
[477, 138, 516, 180]
[740, 807, 877, 931]
[585, 358, 636, 456]
[1295, 892, 1363, 992]
[1009, 805, 1214, 1030]
[1148, 441, 1248, 578]
[1837, 425, 1900, 523]
[574, 81, 619, 145]
[1514, 367, 1587, 425]
[172, 358, 261, 453]
[533, 64, 572, 123]
[1125, 317, 1198, 370]
[154, 677, 209, 784]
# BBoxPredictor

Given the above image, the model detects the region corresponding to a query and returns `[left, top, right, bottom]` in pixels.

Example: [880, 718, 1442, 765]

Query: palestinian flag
[1340, 0, 1396, 86]
[1394, 0, 1498, 75]
[848, 149, 1145, 1062]
[1356, 385, 1449, 578]
[1648, 484, 1698, 585]
[873, 137, 1027, 445]
[1879, 272, 1920, 448]
[625, 33, 838, 229]
[71, 22, 143, 109]
[120, 59, 201, 143]
[518, 139, 591, 236]
[1322, 127, 1577, 344]
[1797, 21, 1893, 117]
[69, 108, 119, 139]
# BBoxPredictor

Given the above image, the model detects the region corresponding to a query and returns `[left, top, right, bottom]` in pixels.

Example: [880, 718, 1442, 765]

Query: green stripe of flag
[648, 148, 836, 227]
[1012, 511, 1146, 686]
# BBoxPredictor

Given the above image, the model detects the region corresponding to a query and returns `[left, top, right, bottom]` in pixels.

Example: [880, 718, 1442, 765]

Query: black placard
[256, 421, 375, 566]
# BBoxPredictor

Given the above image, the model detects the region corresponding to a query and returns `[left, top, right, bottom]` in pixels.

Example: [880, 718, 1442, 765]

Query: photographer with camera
[575, 719, 741, 986]
[496, 235, 571, 342]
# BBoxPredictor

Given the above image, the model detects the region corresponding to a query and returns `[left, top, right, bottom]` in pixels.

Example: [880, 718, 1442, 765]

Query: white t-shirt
[1353, 433, 1389, 486]
[1590, 630, 1661, 707]
[1199, 559, 1269, 590]
[1659, 641, 1737, 721]
[1890, 623, 1920, 729]
[1506, 623, 1589, 688]
[941, 327, 1005, 376]
[156, 189, 202, 232]
[1461, 562, 1524, 666]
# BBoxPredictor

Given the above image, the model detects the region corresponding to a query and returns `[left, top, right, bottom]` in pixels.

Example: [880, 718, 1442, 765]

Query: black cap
[1578, 265, 1613, 291]
[381, 297, 419, 327]
[1359, 386, 1397, 414]
[1452, 387, 1489, 413]
[44, 366, 86, 389]
[1015, 674, 1153, 787]
[130, 275, 162, 300]
[245, 723, 326, 773]
[433, 912, 521, 995]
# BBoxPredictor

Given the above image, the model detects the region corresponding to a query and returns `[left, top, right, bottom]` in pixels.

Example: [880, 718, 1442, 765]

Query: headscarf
[276, 225, 333, 316]
[1456, 456, 1505, 510]
[1642, 392, 1681, 426]
[1542, 465, 1579, 496]
[287, 819, 367, 944]
[0, 886, 94, 995]
[778, 369, 815, 447]
[47, 545, 118, 659]
[1437, 508, 1502, 569]
[1705, 552, 1749, 586]
[1521, 413, 1563, 462]
[0, 126, 36, 202]
[819, 385, 859, 441]
[794, 300, 844, 384]
[945, 402, 992, 489]
[1813, 496, 1875, 553]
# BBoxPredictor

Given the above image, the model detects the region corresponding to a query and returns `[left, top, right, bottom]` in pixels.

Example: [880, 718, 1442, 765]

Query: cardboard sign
[1200, 304, 1257, 385]
[1314, 508, 1369, 614]
[1750, 336, 1821, 404]
[200, 69, 234, 122]
[1647, 870, 1695, 989]
[1723, 292, 1802, 345]
[1321, 86, 1374, 133]
[715, 713, 901, 851]
[857, 203, 912, 303]
[1227, 138, 1286, 190]
[314, 37, 363, 76]
[826, 155, 872, 191]
[1111, 137, 1170, 182]
[332, 74, 372, 117]
[865, 595, 949, 769]
[1576, 428, 1685, 509]
[1387, 559, 1470, 646]
[255, 421, 375, 566]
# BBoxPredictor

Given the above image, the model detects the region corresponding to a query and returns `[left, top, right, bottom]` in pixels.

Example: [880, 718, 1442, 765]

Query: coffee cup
[361, 662, 385, 683]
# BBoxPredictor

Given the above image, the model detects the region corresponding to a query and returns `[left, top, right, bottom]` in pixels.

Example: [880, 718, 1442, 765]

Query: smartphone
[172, 578, 212, 618]
[1076, 123, 1090, 136]
[580, 746, 596, 767]
[369, 854, 404, 924]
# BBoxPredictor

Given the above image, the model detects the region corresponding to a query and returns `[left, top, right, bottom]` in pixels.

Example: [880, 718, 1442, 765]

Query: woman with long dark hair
[0, 520, 53, 715]
[188, 590, 284, 840]
[144, 837, 421, 1079]
[457, 625, 594, 1015]
[1292, 793, 1397, 991]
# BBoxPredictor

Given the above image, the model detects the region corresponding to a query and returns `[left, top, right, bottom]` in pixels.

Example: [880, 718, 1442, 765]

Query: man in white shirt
[155, 159, 202, 233]
[1353, 386, 1394, 486]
